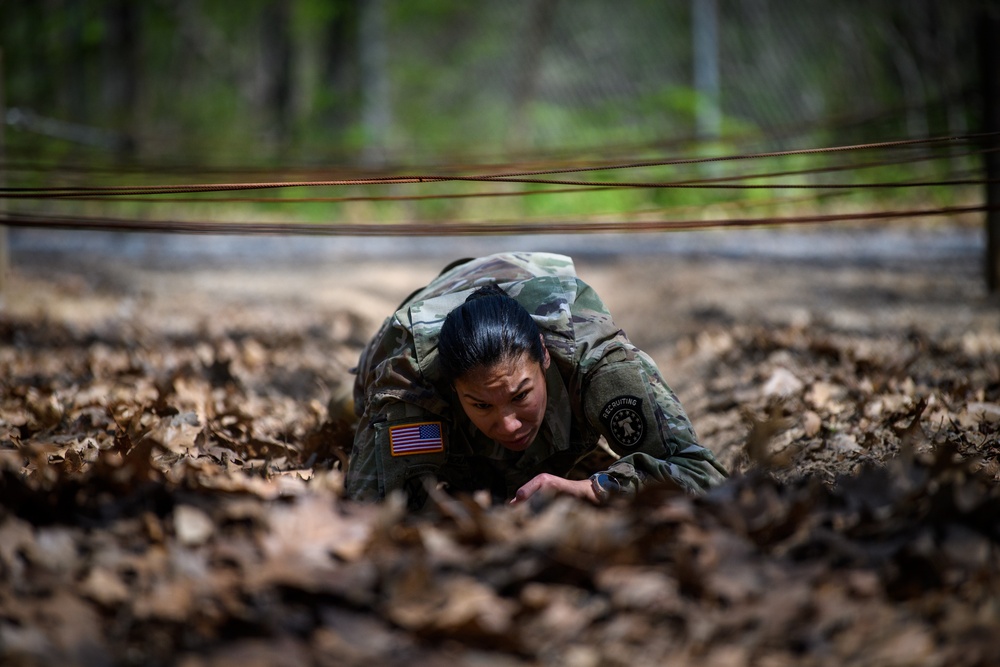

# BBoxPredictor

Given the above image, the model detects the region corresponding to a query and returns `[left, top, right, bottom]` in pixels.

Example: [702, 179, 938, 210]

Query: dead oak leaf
[261, 494, 371, 565]
[79, 566, 130, 608]
[742, 404, 794, 468]
[147, 412, 202, 455]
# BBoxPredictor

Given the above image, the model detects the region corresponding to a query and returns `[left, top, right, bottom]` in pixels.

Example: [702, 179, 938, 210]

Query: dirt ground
[2, 225, 1000, 666]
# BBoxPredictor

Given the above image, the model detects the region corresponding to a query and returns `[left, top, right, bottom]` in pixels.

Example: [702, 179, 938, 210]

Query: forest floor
[2, 223, 1000, 666]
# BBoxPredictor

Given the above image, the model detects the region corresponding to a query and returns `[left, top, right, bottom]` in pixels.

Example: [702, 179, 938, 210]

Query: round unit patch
[600, 395, 646, 447]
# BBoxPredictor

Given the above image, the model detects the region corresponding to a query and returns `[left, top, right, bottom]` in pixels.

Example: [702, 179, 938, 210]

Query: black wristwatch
[590, 472, 622, 504]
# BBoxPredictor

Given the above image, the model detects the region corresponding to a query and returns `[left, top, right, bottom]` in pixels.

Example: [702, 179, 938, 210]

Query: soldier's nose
[499, 413, 521, 434]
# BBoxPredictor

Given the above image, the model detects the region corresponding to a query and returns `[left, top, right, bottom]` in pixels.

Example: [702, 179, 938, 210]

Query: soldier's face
[453, 345, 551, 452]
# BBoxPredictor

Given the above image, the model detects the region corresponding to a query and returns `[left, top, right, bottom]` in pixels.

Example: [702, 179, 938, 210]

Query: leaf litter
[1, 256, 999, 667]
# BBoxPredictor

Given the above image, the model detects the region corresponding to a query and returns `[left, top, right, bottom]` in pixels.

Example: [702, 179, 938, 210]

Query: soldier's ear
[539, 335, 551, 370]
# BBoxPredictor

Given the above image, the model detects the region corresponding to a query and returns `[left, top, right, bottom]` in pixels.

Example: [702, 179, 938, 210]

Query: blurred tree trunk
[323, 0, 361, 133]
[22, 3, 51, 112]
[882, 9, 928, 139]
[60, 0, 88, 124]
[359, 0, 391, 167]
[261, 0, 293, 151]
[508, 0, 558, 152]
[693, 0, 720, 140]
[102, 0, 139, 157]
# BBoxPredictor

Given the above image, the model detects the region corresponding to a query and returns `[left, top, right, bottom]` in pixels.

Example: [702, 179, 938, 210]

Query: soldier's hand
[510, 473, 599, 505]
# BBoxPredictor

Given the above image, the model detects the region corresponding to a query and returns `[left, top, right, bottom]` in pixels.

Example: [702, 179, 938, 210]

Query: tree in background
[0, 0, 984, 166]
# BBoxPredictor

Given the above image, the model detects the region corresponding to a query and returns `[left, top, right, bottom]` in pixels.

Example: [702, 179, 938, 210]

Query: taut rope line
[1, 204, 989, 237]
[1, 133, 992, 199]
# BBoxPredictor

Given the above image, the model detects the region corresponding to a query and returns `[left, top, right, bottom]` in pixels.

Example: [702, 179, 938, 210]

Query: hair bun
[465, 283, 508, 302]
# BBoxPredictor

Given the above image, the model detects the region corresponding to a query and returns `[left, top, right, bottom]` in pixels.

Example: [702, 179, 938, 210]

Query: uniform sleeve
[345, 315, 451, 508]
[345, 398, 449, 508]
[581, 340, 727, 496]
[344, 410, 384, 501]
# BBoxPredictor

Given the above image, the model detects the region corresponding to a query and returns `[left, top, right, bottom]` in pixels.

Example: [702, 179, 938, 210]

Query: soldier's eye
[512, 391, 529, 402]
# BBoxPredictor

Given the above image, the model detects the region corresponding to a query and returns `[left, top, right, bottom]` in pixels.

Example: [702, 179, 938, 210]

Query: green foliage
[0, 0, 983, 228]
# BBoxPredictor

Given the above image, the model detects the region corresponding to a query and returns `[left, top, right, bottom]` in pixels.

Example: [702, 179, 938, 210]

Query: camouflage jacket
[345, 252, 727, 507]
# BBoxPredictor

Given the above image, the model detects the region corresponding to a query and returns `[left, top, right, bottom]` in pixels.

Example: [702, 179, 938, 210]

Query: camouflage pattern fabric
[345, 251, 727, 507]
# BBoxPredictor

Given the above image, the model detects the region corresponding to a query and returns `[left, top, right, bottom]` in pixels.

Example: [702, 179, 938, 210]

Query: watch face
[600, 395, 646, 448]
[593, 473, 620, 492]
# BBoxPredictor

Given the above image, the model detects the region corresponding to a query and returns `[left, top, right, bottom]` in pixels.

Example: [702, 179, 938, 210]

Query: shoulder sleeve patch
[389, 421, 445, 456]
[600, 395, 646, 448]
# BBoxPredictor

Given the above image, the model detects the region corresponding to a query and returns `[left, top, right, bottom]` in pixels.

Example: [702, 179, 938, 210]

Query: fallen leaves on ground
[2, 295, 999, 666]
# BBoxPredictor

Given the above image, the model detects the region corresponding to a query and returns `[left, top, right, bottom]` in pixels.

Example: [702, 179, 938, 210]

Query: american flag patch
[389, 422, 444, 457]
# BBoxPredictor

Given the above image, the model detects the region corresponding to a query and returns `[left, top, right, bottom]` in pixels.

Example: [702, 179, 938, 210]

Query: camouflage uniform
[345, 252, 727, 507]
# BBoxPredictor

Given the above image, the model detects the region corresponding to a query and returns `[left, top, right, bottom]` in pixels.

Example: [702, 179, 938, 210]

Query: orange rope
[11, 149, 988, 204]
[2, 132, 991, 199]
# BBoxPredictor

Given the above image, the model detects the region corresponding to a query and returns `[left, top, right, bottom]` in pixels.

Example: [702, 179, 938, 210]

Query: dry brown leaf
[261, 494, 371, 565]
[147, 412, 202, 454]
[79, 566, 131, 607]
[962, 402, 1000, 426]
[742, 405, 793, 467]
[174, 504, 215, 546]
[762, 367, 804, 398]
[802, 410, 822, 437]
[431, 576, 518, 636]
[595, 566, 683, 614]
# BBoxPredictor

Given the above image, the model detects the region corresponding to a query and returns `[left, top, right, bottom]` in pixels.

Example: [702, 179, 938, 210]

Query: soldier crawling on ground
[344, 251, 727, 509]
